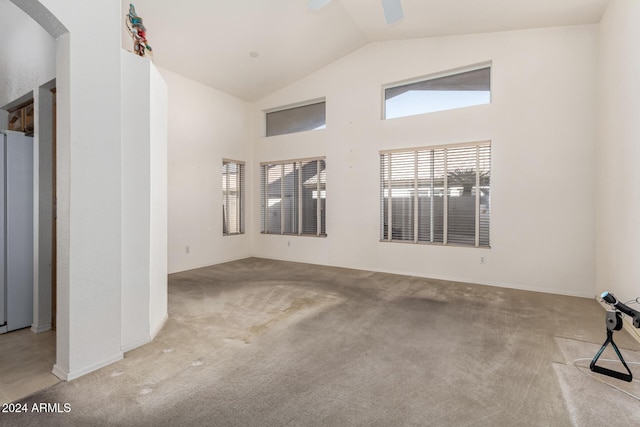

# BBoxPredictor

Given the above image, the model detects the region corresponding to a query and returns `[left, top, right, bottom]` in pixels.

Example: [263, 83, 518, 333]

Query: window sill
[379, 239, 490, 249]
[261, 232, 327, 238]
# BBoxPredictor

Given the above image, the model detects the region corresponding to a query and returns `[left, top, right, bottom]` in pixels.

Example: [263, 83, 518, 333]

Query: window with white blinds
[380, 142, 490, 247]
[222, 159, 245, 235]
[260, 158, 326, 236]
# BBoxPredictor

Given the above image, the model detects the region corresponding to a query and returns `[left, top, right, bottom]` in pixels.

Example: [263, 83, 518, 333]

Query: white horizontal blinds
[282, 162, 298, 234]
[380, 154, 390, 240]
[260, 158, 326, 236]
[380, 142, 490, 247]
[239, 163, 245, 233]
[300, 159, 327, 236]
[318, 159, 326, 235]
[446, 146, 478, 246]
[417, 149, 445, 243]
[222, 160, 244, 235]
[263, 164, 283, 234]
[301, 160, 318, 235]
[478, 145, 491, 247]
[260, 166, 266, 233]
[390, 151, 415, 241]
[223, 161, 229, 235]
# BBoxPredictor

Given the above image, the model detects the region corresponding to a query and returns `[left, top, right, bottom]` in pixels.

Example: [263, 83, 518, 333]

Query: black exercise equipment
[590, 292, 640, 382]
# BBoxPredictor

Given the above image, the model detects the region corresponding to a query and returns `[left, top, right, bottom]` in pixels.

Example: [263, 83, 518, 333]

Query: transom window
[222, 159, 245, 235]
[380, 142, 491, 247]
[384, 65, 491, 119]
[260, 158, 326, 236]
[265, 99, 326, 137]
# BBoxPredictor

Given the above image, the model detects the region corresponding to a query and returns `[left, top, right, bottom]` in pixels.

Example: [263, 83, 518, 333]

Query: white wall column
[38, 0, 124, 380]
[121, 51, 168, 352]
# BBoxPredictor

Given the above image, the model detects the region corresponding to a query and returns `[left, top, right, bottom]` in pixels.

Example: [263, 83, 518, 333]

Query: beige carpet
[2, 258, 639, 426]
[553, 337, 640, 426]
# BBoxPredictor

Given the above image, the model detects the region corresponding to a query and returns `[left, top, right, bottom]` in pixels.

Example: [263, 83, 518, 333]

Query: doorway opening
[0, 79, 58, 403]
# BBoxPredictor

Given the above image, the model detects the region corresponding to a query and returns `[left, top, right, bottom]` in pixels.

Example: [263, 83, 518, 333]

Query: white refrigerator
[0, 130, 33, 334]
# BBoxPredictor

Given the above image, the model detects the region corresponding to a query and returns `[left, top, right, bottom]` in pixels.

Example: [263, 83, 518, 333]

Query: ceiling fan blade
[308, 0, 333, 10]
[382, 0, 403, 24]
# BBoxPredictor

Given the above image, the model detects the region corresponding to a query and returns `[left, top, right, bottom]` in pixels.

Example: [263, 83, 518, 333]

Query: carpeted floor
[2, 257, 639, 426]
[553, 337, 640, 426]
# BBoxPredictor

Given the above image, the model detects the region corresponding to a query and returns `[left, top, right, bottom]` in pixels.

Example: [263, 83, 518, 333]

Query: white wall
[121, 51, 150, 351]
[120, 51, 168, 352]
[0, 0, 55, 107]
[52, 30, 71, 378]
[39, 0, 124, 380]
[252, 25, 599, 298]
[597, 1, 640, 314]
[159, 68, 253, 274]
[120, 52, 168, 351]
[149, 62, 168, 337]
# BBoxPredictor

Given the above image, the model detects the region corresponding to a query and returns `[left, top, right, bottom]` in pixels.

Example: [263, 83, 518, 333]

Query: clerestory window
[384, 65, 491, 119]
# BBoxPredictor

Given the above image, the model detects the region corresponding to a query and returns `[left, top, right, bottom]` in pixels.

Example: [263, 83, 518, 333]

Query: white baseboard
[121, 336, 152, 353]
[253, 255, 596, 299]
[31, 323, 52, 333]
[151, 313, 168, 340]
[51, 364, 68, 380]
[52, 352, 124, 381]
[121, 313, 168, 353]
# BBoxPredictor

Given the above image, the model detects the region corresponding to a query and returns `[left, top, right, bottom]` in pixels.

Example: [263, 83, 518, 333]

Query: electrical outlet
[480, 256, 485, 264]
[186, 246, 190, 254]
[287, 240, 291, 247]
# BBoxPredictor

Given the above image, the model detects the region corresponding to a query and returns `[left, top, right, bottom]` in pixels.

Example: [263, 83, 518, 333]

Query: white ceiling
[127, 0, 610, 102]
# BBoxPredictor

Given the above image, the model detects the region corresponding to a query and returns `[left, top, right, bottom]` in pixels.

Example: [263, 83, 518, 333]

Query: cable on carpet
[573, 357, 640, 401]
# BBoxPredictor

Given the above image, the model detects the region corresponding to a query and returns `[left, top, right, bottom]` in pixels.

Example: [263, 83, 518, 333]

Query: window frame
[382, 62, 492, 120]
[379, 141, 491, 248]
[260, 156, 327, 237]
[264, 98, 326, 137]
[222, 158, 245, 236]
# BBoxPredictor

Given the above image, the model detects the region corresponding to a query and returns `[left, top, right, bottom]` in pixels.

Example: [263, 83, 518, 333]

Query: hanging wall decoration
[126, 3, 152, 57]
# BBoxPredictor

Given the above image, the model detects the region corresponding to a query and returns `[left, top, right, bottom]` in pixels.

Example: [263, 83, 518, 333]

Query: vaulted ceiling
[126, 0, 610, 101]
